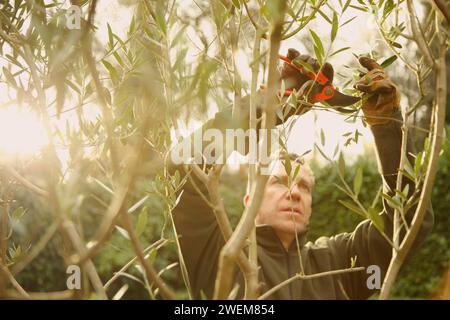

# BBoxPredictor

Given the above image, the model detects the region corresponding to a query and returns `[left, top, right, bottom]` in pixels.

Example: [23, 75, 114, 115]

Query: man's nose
[287, 184, 301, 202]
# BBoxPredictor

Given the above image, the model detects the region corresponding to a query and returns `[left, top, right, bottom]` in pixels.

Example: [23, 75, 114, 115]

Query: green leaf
[293, 163, 301, 181]
[284, 158, 292, 176]
[313, 46, 323, 65]
[12, 207, 26, 220]
[340, 16, 357, 28]
[368, 207, 384, 232]
[353, 166, 363, 196]
[414, 151, 423, 175]
[338, 200, 366, 218]
[349, 4, 368, 12]
[342, 0, 351, 13]
[113, 51, 124, 67]
[338, 153, 345, 177]
[128, 195, 149, 214]
[2, 67, 17, 87]
[129, 15, 136, 35]
[155, 6, 167, 36]
[388, 41, 402, 49]
[330, 47, 350, 57]
[107, 23, 114, 47]
[381, 192, 402, 210]
[309, 29, 324, 60]
[380, 55, 397, 68]
[231, 0, 241, 9]
[293, 58, 315, 73]
[136, 207, 148, 237]
[383, 0, 395, 19]
[331, 12, 338, 42]
[102, 60, 118, 81]
[334, 183, 353, 199]
[170, 25, 187, 48]
[315, 143, 330, 161]
[317, 9, 332, 24]
[320, 128, 325, 146]
[115, 226, 130, 240]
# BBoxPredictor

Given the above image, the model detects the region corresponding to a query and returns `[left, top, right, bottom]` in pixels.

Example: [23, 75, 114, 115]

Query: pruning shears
[278, 54, 360, 109]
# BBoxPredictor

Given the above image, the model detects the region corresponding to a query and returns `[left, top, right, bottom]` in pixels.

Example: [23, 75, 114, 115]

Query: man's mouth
[280, 207, 302, 215]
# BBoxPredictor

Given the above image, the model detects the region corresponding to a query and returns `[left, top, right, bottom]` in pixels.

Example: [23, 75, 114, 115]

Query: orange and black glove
[354, 57, 400, 126]
[280, 48, 334, 111]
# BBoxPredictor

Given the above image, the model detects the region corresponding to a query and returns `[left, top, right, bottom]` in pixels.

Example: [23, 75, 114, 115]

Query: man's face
[248, 160, 314, 245]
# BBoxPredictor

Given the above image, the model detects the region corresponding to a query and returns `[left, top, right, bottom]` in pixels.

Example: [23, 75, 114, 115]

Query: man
[171, 48, 434, 299]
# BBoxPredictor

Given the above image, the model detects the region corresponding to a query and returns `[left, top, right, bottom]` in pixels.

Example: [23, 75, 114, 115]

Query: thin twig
[258, 266, 365, 300]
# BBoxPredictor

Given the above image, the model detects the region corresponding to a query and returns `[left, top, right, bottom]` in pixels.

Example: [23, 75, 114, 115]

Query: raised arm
[325, 57, 434, 299]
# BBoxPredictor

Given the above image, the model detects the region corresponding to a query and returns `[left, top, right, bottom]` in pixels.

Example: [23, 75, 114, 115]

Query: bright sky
[0, 0, 421, 167]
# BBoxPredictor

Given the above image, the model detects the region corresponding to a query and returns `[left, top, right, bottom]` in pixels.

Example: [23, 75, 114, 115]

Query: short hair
[273, 150, 315, 188]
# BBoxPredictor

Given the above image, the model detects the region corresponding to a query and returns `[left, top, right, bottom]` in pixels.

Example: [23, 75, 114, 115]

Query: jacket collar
[255, 224, 307, 255]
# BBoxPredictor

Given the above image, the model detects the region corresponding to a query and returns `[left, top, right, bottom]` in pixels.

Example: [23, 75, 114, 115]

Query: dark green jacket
[172, 109, 434, 299]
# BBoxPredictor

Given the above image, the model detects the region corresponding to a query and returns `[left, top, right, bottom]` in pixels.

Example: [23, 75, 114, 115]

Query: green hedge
[10, 139, 450, 299]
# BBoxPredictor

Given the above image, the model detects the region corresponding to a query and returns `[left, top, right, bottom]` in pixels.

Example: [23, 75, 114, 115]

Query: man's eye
[298, 183, 310, 192]
[273, 177, 287, 185]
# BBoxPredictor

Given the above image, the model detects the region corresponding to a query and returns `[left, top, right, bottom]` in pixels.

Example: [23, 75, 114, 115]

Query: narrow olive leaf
[320, 128, 325, 146]
[128, 195, 149, 214]
[231, 0, 241, 9]
[93, 178, 114, 195]
[170, 25, 187, 49]
[353, 166, 363, 196]
[293, 163, 301, 181]
[317, 8, 332, 24]
[338, 200, 366, 218]
[414, 151, 424, 175]
[314, 143, 331, 161]
[349, 4, 368, 12]
[284, 158, 292, 176]
[293, 58, 315, 73]
[115, 226, 130, 240]
[113, 51, 124, 67]
[388, 41, 402, 49]
[331, 12, 338, 41]
[330, 46, 350, 57]
[136, 208, 148, 237]
[338, 153, 345, 177]
[64, 79, 81, 94]
[368, 207, 384, 232]
[340, 15, 357, 28]
[381, 192, 402, 210]
[107, 23, 114, 47]
[383, 0, 395, 18]
[343, 0, 351, 12]
[129, 15, 136, 34]
[334, 183, 354, 199]
[314, 45, 323, 65]
[380, 55, 397, 68]
[2, 67, 17, 87]
[309, 29, 324, 59]
[101, 60, 118, 80]
[155, 7, 167, 36]
[399, 169, 415, 183]
[333, 144, 339, 158]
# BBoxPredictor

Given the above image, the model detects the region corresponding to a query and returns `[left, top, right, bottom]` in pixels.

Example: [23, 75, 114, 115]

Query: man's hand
[280, 48, 334, 106]
[354, 57, 400, 126]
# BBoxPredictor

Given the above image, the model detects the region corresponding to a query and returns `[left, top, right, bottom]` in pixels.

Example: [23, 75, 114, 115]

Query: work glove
[354, 57, 400, 126]
[280, 48, 334, 112]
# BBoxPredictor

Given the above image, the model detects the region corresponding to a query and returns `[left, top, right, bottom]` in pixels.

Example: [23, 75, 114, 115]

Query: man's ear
[243, 194, 250, 207]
